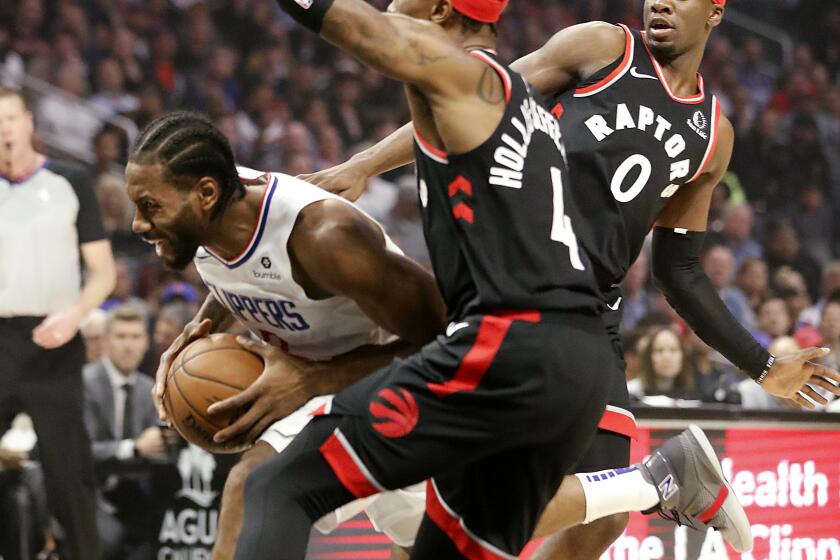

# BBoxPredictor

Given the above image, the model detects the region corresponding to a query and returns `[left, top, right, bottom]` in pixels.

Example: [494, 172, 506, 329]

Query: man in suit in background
[84, 304, 173, 560]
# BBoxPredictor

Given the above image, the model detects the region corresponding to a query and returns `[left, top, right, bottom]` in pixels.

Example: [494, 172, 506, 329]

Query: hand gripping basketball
[154, 319, 213, 423]
[163, 333, 264, 454]
[206, 336, 314, 448]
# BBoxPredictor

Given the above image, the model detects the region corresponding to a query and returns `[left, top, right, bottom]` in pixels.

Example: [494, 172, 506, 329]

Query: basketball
[163, 333, 264, 454]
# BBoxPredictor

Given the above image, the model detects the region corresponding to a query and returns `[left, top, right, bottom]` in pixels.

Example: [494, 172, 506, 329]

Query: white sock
[575, 465, 660, 524]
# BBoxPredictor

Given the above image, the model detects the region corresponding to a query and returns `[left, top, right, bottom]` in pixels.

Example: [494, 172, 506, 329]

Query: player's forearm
[195, 294, 235, 333]
[652, 227, 772, 381]
[349, 122, 415, 176]
[305, 339, 419, 396]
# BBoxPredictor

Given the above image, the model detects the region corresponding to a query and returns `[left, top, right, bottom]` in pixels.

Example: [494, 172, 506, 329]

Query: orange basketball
[163, 333, 264, 454]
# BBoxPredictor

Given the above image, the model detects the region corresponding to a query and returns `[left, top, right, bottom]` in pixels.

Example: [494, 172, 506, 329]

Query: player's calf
[529, 513, 629, 560]
[213, 442, 276, 560]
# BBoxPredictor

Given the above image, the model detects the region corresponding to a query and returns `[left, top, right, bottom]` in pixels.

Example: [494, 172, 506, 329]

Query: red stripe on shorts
[427, 311, 540, 397]
[597, 407, 638, 439]
[320, 429, 381, 498]
[425, 480, 513, 560]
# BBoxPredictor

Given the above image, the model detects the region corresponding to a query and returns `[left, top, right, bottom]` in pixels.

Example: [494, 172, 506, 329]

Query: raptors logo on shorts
[369, 388, 419, 438]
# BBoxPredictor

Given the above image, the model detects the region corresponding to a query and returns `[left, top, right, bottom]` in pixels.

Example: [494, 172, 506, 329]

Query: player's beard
[159, 206, 202, 271]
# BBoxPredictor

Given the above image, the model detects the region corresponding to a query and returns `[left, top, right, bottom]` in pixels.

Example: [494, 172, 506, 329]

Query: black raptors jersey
[412, 50, 601, 321]
[548, 25, 721, 290]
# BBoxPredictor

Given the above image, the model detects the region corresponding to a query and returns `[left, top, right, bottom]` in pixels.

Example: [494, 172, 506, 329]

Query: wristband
[755, 354, 776, 385]
[275, 0, 335, 33]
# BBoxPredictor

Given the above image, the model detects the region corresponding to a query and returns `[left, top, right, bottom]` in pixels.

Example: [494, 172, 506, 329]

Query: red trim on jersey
[641, 33, 705, 104]
[687, 97, 721, 183]
[413, 126, 449, 164]
[425, 480, 515, 560]
[427, 311, 540, 397]
[597, 405, 638, 439]
[451, 202, 475, 224]
[696, 485, 729, 523]
[468, 50, 511, 103]
[574, 25, 633, 96]
[320, 429, 383, 498]
[203, 174, 273, 265]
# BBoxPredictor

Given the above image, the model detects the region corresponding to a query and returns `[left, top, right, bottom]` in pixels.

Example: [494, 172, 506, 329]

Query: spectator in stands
[772, 266, 813, 331]
[800, 262, 840, 326]
[621, 329, 648, 385]
[0, 27, 25, 88]
[764, 218, 822, 300]
[0, 86, 114, 559]
[620, 252, 654, 332]
[83, 305, 173, 560]
[789, 182, 835, 265]
[81, 309, 108, 365]
[628, 327, 700, 402]
[103, 258, 150, 317]
[35, 62, 102, 160]
[92, 125, 128, 177]
[736, 256, 769, 313]
[716, 203, 762, 269]
[89, 57, 139, 118]
[737, 36, 777, 111]
[753, 296, 793, 348]
[702, 244, 756, 329]
[151, 300, 198, 370]
[97, 173, 150, 258]
[109, 27, 144, 94]
[816, 298, 840, 371]
[683, 330, 740, 404]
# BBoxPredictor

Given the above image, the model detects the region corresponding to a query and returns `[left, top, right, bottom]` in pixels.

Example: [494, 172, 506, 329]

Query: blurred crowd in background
[2, 0, 840, 411]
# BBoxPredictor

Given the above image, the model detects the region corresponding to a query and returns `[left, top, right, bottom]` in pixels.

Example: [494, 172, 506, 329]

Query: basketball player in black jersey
[301, 0, 840, 557]
[227, 0, 623, 557]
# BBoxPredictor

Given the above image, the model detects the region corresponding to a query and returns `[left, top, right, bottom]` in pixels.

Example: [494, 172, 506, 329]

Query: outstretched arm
[306, 22, 625, 200]
[653, 116, 840, 407]
[277, 0, 477, 95]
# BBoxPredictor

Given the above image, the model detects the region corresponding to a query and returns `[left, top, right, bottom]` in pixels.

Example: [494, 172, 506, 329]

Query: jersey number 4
[550, 167, 585, 271]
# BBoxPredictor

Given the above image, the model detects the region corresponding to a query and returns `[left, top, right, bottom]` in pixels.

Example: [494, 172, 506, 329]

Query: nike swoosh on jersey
[607, 297, 623, 311]
[445, 321, 469, 337]
[630, 66, 657, 80]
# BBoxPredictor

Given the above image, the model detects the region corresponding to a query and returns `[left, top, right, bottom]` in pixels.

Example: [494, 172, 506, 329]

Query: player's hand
[298, 161, 370, 201]
[761, 347, 840, 408]
[135, 426, 166, 458]
[32, 307, 83, 349]
[207, 336, 313, 447]
[153, 318, 213, 423]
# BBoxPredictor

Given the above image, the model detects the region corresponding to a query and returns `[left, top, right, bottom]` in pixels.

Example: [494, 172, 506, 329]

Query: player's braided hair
[130, 111, 244, 219]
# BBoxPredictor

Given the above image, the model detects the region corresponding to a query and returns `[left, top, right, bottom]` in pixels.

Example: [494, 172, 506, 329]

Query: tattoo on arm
[476, 66, 504, 105]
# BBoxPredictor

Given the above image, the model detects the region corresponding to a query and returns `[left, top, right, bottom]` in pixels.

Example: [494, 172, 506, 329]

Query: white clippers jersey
[194, 167, 399, 361]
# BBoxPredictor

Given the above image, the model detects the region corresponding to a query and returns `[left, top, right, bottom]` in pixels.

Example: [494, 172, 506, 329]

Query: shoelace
[656, 507, 700, 530]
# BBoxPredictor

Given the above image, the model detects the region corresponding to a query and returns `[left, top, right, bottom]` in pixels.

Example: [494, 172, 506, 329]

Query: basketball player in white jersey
[124, 112, 446, 559]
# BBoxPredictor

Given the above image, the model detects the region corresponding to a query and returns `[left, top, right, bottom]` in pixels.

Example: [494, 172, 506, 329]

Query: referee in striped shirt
[0, 87, 116, 559]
